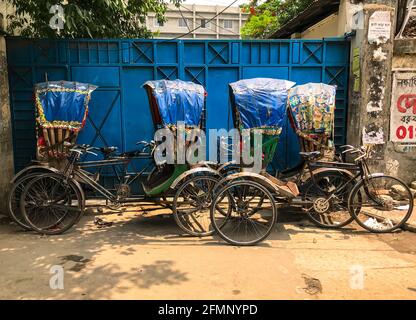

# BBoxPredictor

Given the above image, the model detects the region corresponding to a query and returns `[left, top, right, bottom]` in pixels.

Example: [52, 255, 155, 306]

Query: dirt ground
[1, 203, 416, 300]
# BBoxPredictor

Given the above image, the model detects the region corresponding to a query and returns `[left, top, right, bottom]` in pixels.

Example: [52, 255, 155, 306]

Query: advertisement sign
[368, 11, 391, 44]
[390, 71, 416, 142]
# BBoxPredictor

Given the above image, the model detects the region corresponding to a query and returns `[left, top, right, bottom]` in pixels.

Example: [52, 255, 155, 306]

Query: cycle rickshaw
[10, 79, 214, 235]
[208, 79, 413, 246]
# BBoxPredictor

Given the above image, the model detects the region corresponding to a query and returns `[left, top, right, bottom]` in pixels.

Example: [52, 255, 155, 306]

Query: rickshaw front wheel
[210, 180, 277, 246]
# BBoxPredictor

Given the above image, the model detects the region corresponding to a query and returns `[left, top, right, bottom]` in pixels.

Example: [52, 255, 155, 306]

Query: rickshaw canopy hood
[287, 82, 336, 136]
[143, 79, 205, 128]
[34, 81, 97, 131]
[229, 78, 295, 131]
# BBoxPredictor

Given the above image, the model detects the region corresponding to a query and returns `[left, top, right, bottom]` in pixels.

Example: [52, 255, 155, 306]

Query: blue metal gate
[7, 37, 350, 172]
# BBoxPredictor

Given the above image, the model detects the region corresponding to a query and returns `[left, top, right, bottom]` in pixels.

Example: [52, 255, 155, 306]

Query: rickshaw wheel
[210, 180, 277, 246]
[173, 175, 226, 237]
[302, 172, 355, 228]
[19, 174, 83, 235]
[8, 172, 46, 230]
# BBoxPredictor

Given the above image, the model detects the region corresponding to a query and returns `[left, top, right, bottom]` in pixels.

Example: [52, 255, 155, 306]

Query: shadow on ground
[1, 202, 414, 299]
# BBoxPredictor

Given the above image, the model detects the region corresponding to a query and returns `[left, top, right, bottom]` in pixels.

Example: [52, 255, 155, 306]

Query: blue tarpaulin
[35, 81, 97, 130]
[229, 78, 295, 131]
[143, 79, 205, 127]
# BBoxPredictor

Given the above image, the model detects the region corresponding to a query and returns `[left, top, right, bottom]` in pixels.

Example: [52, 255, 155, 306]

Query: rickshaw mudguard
[144, 164, 188, 196]
[216, 171, 297, 199]
[304, 167, 357, 183]
[368, 173, 384, 178]
[11, 165, 60, 183]
[170, 166, 221, 189]
[11, 165, 86, 209]
[217, 161, 238, 174]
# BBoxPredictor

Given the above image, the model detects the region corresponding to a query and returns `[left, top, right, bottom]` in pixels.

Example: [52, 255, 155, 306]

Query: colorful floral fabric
[35, 81, 97, 131]
[288, 83, 336, 136]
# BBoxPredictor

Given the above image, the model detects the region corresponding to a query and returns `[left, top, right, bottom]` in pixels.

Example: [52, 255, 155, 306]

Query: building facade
[146, 4, 249, 39]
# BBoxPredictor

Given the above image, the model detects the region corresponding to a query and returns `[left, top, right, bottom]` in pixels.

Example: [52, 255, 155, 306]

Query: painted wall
[0, 36, 14, 216]
[300, 14, 341, 39]
[384, 40, 416, 181]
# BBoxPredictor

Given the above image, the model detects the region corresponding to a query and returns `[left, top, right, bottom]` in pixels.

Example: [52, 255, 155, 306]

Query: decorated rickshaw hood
[143, 79, 205, 127]
[35, 81, 97, 131]
[229, 78, 296, 131]
[287, 82, 336, 136]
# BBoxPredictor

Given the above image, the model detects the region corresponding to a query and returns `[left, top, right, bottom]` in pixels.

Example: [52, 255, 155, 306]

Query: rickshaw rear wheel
[8, 172, 46, 230]
[173, 175, 225, 237]
[302, 172, 355, 228]
[19, 174, 83, 235]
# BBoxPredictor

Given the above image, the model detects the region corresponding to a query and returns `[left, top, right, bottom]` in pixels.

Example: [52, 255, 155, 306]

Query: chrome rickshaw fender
[299, 167, 357, 194]
[305, 167, 357, 182]
[170, 167, 221, 189]
[11, 165, 60, 183]
[367, 173, 384, 178]
[213, 171, 297, 199]
[216, 161, 239, 174]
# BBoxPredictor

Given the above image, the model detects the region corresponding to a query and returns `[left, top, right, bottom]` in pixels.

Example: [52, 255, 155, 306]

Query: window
[154, 18, 164, 27]
[178, 18, 190, 28]
[200, 19, 209, 29]
[223, 20, 233, 29]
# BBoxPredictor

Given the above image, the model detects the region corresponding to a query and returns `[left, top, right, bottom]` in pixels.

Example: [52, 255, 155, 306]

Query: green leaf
[4, 0, 180, 38]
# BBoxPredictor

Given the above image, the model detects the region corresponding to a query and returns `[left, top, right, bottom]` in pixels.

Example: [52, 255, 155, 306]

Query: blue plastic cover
[143, 80, 205, 127]
[229, 78, 295, 130]
[35, 81, 97, 130]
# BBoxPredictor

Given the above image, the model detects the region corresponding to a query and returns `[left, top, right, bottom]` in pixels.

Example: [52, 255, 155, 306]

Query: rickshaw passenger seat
[299, 151, 321, 160]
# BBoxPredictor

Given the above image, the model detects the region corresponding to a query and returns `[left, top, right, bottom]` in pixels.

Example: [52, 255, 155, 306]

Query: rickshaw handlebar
[340, 145, 373, 162]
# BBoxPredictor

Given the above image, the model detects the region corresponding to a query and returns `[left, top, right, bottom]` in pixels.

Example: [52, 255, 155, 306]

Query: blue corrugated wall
[6, 37, 350, 172]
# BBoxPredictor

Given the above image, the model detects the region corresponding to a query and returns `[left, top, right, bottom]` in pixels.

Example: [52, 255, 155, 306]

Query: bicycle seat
[299, 151, 322, 160]
[100, 146, 118, 155]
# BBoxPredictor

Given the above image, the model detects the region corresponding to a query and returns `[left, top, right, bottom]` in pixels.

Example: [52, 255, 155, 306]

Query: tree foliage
[240, 9, 278, 39]
[4, 0, 180, 38]
[241, 0, 314, 39]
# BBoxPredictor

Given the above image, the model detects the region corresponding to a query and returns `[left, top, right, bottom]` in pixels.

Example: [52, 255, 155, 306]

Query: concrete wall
[300, 14, 340, 39]
[0, 36, 14, 215]
[383, 39, 416, 181]
[347, 2, 397, 177]
[289, 0, 361, 39]
[345, 1, 416, 183]
[0, 2, 14, 32]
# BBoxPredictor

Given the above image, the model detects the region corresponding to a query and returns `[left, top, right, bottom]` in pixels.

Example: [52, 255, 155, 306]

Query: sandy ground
[1, 204, 416, 300]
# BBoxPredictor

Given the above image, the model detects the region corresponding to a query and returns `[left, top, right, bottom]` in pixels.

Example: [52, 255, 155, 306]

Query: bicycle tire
[348, 175, 413, 233]
[210, 180, 277, 246]
[173, 175, 221, 237]
[20, 173, 84, 235]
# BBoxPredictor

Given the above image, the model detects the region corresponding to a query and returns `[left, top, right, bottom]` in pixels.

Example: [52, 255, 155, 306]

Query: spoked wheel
[210, 180, 277, 246]
[173, 175, 227, 236]
[20, 174, 83, 235]
[302, 172, 356, 228]
[348, 175, 413, 233]
[8, 172, 46, 230]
